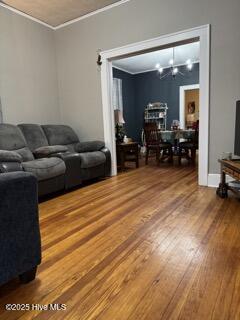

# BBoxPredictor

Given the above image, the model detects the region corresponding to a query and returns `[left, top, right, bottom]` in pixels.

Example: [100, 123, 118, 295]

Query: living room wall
[55, 0, 240, 173]
[0, 6, 60, 124]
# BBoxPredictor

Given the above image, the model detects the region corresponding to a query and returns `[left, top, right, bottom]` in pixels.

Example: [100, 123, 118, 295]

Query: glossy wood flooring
[0, 161, 240, 320]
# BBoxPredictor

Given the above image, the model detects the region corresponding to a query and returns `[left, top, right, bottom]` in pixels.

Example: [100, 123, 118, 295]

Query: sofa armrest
[33, 145, 68, 159]
[0, 162, 23, 173]
[100, 147, 111, 176]
[75, 141, 105, 153]
[0, 172, 41, 285]
[0, 150, 22, 162]
[0, 150, 23, 173]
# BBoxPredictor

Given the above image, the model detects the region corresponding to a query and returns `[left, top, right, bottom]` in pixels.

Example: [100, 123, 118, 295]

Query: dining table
[160, 129, 195, 155]
[161, 129, 195, 143]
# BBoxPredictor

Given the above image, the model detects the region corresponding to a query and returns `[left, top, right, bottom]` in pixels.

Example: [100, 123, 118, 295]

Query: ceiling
[1, 0, 122, 27]
[113, 42, 200, 74]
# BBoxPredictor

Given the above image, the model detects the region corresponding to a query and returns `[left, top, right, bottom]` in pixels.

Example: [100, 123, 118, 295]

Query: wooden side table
[217, 159, 240, 198]
[116, 142, 139, 171]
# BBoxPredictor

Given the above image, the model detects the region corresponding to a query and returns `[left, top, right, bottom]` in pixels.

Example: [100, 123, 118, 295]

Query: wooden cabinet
[116, 142, 139, 171]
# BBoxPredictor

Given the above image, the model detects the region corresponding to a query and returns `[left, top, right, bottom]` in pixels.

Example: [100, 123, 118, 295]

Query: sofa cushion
[18, 124, 49, 151]
[0, 124, 26, 150]
[0, 124, 34, 161]
[0, 150, 22, 163]
[75, 141, 105, 153]
[33, 145, 68, 157]
[79, 151, 106, 168]
[42, 125, 79, 147]
[22, 158, 66, 181]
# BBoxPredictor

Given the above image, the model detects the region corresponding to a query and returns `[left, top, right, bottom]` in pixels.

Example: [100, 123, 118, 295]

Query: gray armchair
[0, 172, 41, 285]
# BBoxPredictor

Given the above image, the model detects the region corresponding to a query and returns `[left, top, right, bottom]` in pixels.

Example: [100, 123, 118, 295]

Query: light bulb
[186, 59, 191, 65]
[169, 59, 174, 66]
[187, 63, 193, 71]
[155, 63, 160, 69]
[158, 67, 163, 74]
[173, 67, 178, 74]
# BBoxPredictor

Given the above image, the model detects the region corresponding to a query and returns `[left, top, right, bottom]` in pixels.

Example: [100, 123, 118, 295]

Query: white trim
[179, 84, 200, 129]
[54, 0, 132, 30]
[0, 0, 132, 30]
[113, 60, 200, 75]
[112, 65, 134, 75]
[101, 60, 118, 176]
[0, 2, 54, 29]
[101, 25, 210, 186]
[208, 174, 232, 188]
[101, 25, 205, 60]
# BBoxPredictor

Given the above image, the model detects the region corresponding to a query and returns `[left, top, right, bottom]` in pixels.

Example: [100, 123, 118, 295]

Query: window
[112, 78, 123, 111]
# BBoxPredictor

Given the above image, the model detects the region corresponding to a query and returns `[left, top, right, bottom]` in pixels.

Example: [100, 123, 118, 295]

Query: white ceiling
[1, 0, 122, 27]
[113, 42, 200, 74]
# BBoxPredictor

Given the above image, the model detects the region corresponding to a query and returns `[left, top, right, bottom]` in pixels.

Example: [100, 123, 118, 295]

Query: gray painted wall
[55, 0, 240, 173]
[0, 7, 60, 124]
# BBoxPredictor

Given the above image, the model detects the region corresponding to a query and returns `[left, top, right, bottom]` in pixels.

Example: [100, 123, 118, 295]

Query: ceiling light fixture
[155, 47, 194, 80]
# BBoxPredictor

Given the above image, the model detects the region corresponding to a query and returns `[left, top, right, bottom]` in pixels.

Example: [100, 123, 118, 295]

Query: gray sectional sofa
[0, 123, 111, 197]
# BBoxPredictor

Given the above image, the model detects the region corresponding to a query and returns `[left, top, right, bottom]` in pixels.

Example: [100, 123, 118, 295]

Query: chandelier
[155, 47, 193, 80]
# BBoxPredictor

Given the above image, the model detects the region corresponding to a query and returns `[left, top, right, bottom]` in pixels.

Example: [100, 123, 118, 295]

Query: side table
[116, 142, 139, 171]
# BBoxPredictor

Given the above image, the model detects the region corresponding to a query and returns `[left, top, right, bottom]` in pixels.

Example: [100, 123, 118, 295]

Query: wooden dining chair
[179, 120, 199, 164]
[144, 124, 173, 165]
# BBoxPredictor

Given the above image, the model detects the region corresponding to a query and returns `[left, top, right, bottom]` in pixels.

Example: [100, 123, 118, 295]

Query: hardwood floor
[0, 161, 239, 319]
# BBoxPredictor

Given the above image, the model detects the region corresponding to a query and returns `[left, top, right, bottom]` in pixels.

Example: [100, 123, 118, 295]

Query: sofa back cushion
[0, 124, 34, 161]
[18, 124, 49, 151]
[42, 125, 79, 152]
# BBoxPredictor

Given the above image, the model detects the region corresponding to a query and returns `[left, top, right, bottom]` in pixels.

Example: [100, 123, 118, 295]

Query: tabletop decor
[114, 109, 125, 143]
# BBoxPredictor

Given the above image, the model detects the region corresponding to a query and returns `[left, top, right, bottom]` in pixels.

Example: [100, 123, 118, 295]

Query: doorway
[100, 25, 210, 186]
[179, 84, 200, 130]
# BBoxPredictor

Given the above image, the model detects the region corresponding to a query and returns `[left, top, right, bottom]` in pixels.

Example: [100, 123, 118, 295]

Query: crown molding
[113, 60, 200, 75]
[112, 65, 134, 75]
[0, 2, 54, 29]
[0, 0, 132, 30]
[54, 0, 132, 30]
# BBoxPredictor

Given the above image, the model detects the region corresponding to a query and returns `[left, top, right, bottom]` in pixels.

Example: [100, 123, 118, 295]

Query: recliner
[0, 124, 66, 196]
[18, 123, 82, 189]
[41, 124, 111, 179]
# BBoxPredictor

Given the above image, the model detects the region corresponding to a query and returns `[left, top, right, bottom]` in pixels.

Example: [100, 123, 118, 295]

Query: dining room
[112, 41, 200, 172]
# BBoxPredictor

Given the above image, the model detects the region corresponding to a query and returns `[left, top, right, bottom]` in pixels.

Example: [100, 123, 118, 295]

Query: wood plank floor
[0, 161, 240, 320]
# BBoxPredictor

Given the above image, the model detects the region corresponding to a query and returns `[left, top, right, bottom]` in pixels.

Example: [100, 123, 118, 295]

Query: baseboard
[207, 174, 232, 188]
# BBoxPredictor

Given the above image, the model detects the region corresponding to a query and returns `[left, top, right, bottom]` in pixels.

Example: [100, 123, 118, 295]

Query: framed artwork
[188, 101, 195, 114]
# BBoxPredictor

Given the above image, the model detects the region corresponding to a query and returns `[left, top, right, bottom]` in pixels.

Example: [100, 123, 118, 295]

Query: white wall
[0, 6, 60, 124]
[55, 0, 240, 172]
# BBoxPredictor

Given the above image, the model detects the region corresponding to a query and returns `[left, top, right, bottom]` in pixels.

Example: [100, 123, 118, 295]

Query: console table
[116, 142, 139, 171]
[217, 159, 240, 198]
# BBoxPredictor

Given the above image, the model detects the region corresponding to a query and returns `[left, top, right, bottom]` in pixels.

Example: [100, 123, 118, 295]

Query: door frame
[179, 84, 200, 129]
[100, 24, 210, 186]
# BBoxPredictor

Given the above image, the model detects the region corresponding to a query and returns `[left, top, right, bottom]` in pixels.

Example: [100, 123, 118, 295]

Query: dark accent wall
[113, 63, 199, 143]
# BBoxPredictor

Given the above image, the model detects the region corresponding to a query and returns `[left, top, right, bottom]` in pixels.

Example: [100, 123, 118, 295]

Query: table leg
[216, 165, 228, 198]
[120, 150, 125, 171]
[136, 148, 139, 168]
